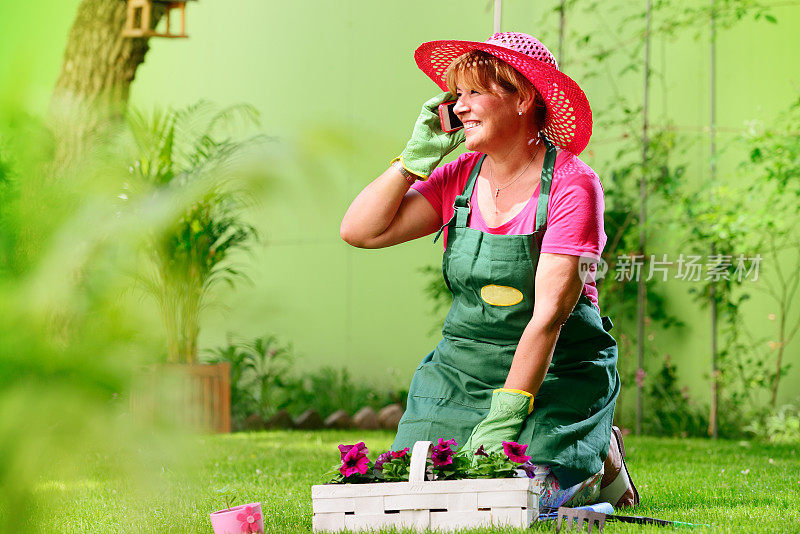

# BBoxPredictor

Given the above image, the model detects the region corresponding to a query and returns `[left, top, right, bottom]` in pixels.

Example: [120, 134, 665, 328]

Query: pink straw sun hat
[415, 32, 592, 155]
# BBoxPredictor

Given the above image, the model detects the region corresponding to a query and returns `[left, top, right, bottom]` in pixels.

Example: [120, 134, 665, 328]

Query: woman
[340, 32, 638, 509]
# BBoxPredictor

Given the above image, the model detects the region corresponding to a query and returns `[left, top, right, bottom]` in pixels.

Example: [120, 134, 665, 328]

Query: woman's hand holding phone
[392, 92, 465, 181]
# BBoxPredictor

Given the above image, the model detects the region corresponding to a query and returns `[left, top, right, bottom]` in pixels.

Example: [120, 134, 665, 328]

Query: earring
[518, 110, 523, 116]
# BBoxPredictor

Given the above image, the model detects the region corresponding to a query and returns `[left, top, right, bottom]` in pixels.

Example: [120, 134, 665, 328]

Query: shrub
[204, 334, 293, 425]
[273, 367, 407, 419]
[643, 354, 708, 437]
[207, 335, 408, 426]
[744, 403, 800, 444]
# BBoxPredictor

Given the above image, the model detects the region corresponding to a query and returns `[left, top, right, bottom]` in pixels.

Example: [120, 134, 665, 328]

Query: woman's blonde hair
[445, 50, 546, 129]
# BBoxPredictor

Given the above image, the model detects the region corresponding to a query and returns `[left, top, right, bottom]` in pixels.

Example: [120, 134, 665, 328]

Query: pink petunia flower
[338, 441, 368, 462]
[437, 438, 458, 449]
[432, 439, 457, 468]
[432, 446, 454, 467]
[503, 441, 532, 463]
[236, 506, 262, 533]
[519, 460, 537, 478]
[391, 448, 409, 459]
[474, 445, 489, 457]
[374, 451, 392, 471]
[339, 444, 370, 477]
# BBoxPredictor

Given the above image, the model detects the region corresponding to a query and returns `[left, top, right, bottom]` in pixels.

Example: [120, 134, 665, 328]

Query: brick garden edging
[237, 404, 405, 432]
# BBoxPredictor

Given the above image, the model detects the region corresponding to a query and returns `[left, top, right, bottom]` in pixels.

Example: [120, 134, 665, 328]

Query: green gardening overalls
[392, 140, 620, 488]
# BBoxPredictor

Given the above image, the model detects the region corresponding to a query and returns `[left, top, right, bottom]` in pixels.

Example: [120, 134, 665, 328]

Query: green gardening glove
[393, 92, 466, 180]
[460, 389, 534, 458]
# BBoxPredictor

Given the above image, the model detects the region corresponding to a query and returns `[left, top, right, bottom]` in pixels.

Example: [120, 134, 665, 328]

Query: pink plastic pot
[209, 502, 263, 534]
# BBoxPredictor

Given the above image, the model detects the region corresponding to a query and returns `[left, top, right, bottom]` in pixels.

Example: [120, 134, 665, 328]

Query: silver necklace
[488, 142, 543, 199]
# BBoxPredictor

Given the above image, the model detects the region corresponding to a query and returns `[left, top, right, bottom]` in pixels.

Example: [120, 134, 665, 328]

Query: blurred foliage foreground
[0, 100, 269, 529]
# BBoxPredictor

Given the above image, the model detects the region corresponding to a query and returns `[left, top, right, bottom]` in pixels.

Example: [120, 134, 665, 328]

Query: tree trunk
[708, 0, 719, 440]
[636, 0, 652, 436]
[50, 0, 167, 166]
[771, 308, 785, 407]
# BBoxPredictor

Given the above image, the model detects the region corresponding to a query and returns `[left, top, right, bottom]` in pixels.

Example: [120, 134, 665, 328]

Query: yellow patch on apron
[480, 284, 523, 306]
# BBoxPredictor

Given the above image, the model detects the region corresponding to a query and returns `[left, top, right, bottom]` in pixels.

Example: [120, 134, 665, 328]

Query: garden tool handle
[610, 515, 708, 528]
[408, 440, 433, 482]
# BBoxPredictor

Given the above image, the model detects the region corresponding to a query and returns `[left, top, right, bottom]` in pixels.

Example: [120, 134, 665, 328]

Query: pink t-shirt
[412, 151, 606, 311]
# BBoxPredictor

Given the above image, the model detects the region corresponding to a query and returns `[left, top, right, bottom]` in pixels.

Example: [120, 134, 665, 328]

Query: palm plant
[205, 334, 293, 422]
[240, 335, 293, 416]
[204, 334, 256, 419]
[124, 101, 262, 363]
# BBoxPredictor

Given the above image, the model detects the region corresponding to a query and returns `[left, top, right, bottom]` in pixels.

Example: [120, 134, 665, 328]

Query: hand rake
[554, 505, 707, 532]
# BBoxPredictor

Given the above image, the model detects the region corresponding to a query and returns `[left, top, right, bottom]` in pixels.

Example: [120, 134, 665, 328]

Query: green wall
[2, 1, 799, 405]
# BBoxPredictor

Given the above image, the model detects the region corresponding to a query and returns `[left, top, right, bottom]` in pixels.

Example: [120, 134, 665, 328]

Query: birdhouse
[122, 0, 196, 39]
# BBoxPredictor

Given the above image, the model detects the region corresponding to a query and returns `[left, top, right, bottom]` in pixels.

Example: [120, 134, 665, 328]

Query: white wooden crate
[312, 441, 539, 532]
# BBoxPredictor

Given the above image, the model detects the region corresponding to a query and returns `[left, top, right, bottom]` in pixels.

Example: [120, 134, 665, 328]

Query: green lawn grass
[34, 430, 800, 533]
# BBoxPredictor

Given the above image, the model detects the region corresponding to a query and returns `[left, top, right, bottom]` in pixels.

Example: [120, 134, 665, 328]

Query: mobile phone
[438, 101, 463, 133]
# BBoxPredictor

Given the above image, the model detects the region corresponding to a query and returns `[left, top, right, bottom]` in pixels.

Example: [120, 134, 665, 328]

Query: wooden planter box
[311, 441, 540, 532]
[131, 362, 230, 433]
